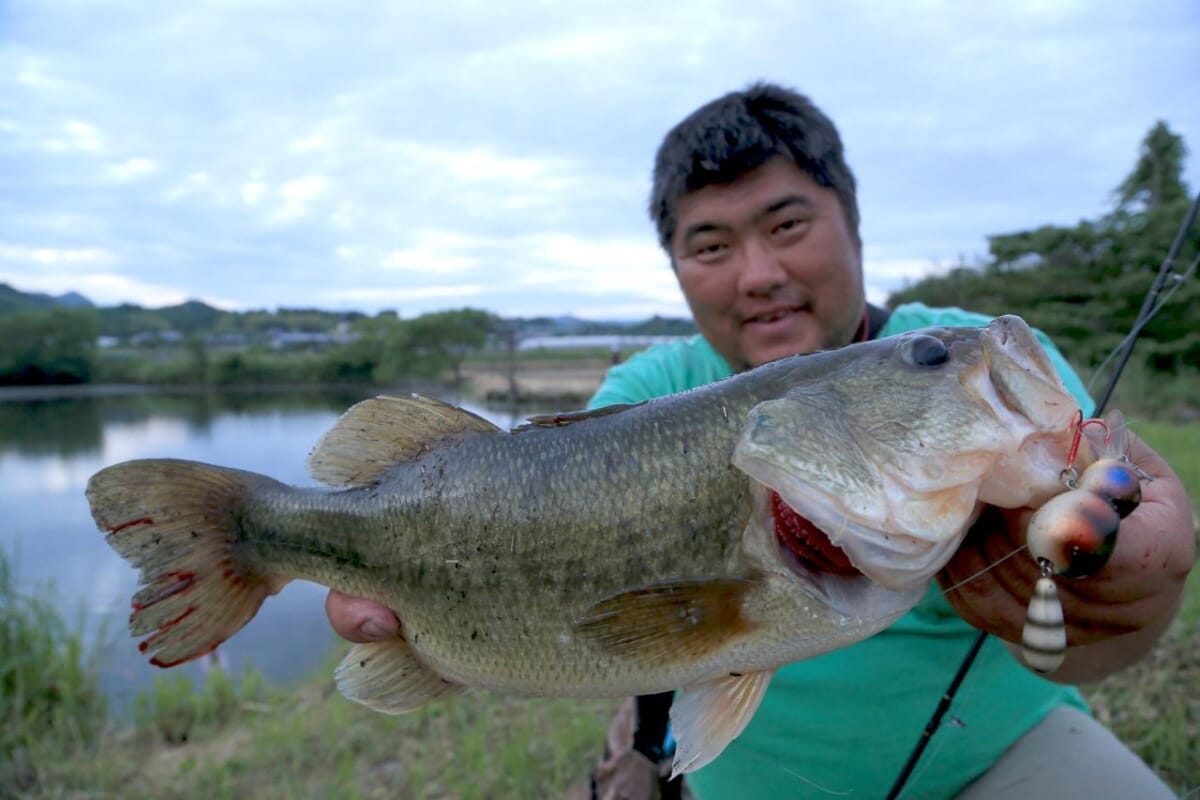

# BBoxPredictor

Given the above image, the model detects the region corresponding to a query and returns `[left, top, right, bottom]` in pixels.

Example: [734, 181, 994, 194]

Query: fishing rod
[885, 188, 1200, 800]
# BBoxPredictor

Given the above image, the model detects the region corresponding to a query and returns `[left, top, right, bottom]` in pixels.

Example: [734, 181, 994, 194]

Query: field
[3, 412, 1197, 799]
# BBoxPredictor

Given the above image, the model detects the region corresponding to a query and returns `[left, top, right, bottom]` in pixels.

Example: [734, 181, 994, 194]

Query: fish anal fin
[572, 577, 757, 663]
[335, 638, 466, 714]
[671, 670, 774, 777]
[308, 395, 500, 487]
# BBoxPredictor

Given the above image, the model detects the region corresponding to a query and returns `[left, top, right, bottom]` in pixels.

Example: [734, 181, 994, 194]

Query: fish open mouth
[770, 492, 862, 577]
[760, 487, 924, 622]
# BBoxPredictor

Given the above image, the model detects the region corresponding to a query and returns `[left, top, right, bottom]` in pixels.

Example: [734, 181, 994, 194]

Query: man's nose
[737, 239, 787, 296]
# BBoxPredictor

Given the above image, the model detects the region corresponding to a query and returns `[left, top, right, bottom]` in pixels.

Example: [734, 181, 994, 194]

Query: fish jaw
[738, 482, 927, 634]
[731, 316, 1083, 591]
[971, 315, 1082, 509]
[738, 452, 974, 592]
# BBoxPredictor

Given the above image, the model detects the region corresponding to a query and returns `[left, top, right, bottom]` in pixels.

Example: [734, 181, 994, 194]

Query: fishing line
[886, 188, 1200, 800]
[733, 741, 854, 797]
[939, 545, 1029, 596]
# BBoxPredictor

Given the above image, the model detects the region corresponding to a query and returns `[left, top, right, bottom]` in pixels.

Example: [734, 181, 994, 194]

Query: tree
[889, 122, 1197, 374]
[397, 309, 497, 387]
[0, 308, 100, 385]
[1116, 121, 1189, 212]
[321, 313, 396, 383]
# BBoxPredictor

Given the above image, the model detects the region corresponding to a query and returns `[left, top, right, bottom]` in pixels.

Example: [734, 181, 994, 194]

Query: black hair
[649, 82, 859, 254]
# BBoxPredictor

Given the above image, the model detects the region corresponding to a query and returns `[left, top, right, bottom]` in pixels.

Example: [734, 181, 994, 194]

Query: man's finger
[325, 590, 401, 643]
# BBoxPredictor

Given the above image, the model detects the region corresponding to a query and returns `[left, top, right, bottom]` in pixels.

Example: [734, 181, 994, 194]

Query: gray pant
[957, 706, 1179, 799]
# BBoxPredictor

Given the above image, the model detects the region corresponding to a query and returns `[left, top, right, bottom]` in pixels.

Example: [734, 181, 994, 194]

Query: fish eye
[905, 335, 949, 367]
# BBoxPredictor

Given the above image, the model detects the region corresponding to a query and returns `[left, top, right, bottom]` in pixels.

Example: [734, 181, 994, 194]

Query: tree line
[0, 307, 500, 387]
[0, 303, 695, 388]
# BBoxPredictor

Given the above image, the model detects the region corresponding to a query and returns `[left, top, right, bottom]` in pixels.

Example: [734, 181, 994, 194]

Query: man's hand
[939, 432, 1195, 684]
[325, 589, 400, 643]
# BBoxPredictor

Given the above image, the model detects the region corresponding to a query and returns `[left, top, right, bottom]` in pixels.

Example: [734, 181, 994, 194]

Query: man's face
[671, 157, 865, 372]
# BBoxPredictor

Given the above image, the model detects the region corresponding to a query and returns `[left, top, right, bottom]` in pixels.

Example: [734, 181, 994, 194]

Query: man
[328, 83, 1194, 797]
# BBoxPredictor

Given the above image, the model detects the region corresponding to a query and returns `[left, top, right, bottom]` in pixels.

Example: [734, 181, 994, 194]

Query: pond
[0, 385, 553, 711]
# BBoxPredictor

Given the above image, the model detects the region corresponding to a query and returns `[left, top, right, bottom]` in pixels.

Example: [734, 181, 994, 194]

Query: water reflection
[0, 397, 104, 456]
[0, 385, 557, 711]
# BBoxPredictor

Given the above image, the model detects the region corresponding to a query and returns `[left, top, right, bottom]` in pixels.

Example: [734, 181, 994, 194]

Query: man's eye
[774, 218, 807, 235]
[694, 242, 727, 259]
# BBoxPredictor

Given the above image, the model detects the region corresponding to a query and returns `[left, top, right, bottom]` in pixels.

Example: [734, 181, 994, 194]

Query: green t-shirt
[587, 302, 1094, 799]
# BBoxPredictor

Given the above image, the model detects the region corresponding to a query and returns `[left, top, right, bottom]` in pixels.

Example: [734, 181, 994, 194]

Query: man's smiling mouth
[744, 305, 805, 326]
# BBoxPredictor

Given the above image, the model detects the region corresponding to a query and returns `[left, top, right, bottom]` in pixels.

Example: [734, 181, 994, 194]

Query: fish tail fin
[86, 459, 287, 668]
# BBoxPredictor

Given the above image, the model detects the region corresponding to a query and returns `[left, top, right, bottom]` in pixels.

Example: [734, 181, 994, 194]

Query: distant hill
[520, 314, 695, 337]
[0, 283, 695, 340]
[0, 283, 95, 313]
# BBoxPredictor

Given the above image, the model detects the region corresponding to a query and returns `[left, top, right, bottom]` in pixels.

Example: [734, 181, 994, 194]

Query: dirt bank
[459, 358, 614, 406]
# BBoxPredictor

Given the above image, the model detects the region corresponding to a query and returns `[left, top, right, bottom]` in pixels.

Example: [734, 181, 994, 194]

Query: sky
[2, 1, 1198, 321]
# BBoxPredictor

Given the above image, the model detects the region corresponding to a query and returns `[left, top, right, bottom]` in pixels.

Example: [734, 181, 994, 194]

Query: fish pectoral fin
[334, 638, 465, 714]
[572, 577, 757, 662]
[670, 669, 774, 777]
[308, 395, 500, 487]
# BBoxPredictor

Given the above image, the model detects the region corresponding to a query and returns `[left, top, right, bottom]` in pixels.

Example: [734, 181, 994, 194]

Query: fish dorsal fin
[572, 577, 758, 663]
[670, 670, 774, 776]
[516, 401, 644, 431]
[308, 394, 500, 487]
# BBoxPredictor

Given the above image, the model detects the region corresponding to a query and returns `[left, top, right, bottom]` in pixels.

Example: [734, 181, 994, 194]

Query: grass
[1134, 421, 1200, 523]
[0, 553, 108, 794]
[1131, 420, 1200, 619]
[0, 551, 614, 799]
[13, 648, 615, 799]
[1079, 420, 1200, 793]
[4, 422, 1197, 799]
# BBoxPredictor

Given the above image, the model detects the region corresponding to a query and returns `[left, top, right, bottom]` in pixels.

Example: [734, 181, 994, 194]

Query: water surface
[0, 386, 548, 709]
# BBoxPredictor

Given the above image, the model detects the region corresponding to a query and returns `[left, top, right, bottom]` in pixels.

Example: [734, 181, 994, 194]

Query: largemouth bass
[86, 315, 1093, 775]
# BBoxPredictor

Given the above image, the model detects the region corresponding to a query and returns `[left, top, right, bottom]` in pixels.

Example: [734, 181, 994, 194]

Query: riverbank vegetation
[0, 295, 692, 401]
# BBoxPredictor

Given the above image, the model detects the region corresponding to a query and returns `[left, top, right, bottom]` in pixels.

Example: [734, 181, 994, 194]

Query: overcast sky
[2, 1, 1197, 320]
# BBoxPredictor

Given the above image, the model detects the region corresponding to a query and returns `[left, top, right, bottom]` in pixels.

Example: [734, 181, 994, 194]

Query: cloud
[43, 119, 104, 153]
[241, 176, 266, 207]
[107, 157, 156, 182]
[324, 284, 486, 311]
[272, 175, 328, 223]
[515, 234, 676, 299]
[15, 59, 63, 91]
[162, 171, 217, 203]
[862, 257, 956, 307]
[0, 270, 184, 307]
[376, 230, 484, 275]
[0, 244, 117, 267]
[0, 0, 1195, 322]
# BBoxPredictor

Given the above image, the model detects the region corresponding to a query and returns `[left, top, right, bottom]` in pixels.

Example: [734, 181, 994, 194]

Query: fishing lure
[1020, 415, 1146, 673]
